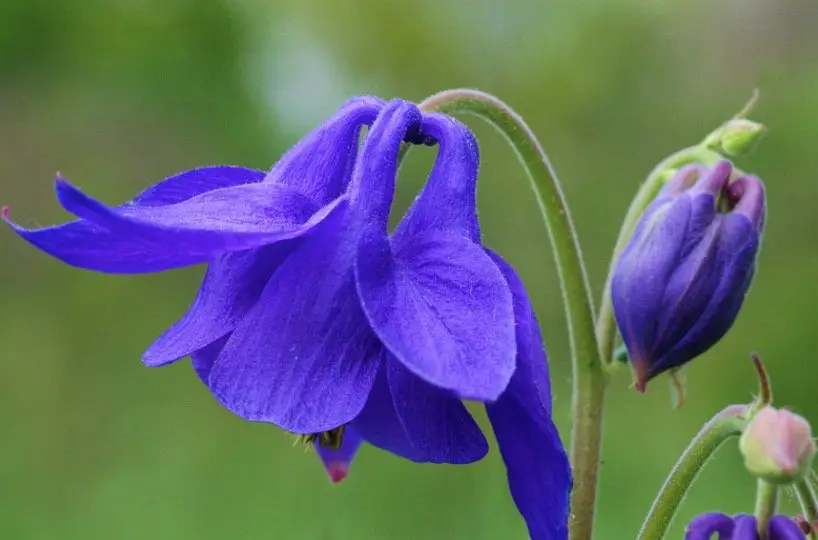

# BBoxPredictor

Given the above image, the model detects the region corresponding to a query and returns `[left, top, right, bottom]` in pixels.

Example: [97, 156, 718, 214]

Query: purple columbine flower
[4, 98, 571, 539]
[611, 161, 765, 391]
[686, 513, 805, 539]
[316, 106, 572, 539]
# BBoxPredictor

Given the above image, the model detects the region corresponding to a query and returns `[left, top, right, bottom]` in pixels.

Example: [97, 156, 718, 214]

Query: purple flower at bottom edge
[4, 98, 571, 540]
[611, 161, 765, 391]
[686, 513, 805, 539]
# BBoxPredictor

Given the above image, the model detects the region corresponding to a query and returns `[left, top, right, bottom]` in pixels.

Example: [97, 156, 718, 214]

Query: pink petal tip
[326, 462, 349, 484]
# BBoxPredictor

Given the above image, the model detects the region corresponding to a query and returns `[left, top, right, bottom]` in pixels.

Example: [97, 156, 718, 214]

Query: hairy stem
[795, 479, 818, 539]
[417, 89, 604, 540]
[637, 405, 748, 540]
[754, 480, 779, 539]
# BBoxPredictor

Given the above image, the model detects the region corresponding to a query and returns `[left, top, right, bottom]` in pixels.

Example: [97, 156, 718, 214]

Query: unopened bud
[739, 406, 815, 484]
[705, 119, 768, 157]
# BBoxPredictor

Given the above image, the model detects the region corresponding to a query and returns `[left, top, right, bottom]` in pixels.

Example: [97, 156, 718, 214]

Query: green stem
[416, 89, 604, 540]
[795, 479, 818, 539]
[637, 405, 748, 540]
[754, 479, 779, 539]
[596, 146, 723, 367]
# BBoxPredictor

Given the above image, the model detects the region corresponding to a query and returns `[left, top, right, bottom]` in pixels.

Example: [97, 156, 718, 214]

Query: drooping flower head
[612, 161, 765, 391]
[4, 97, 572, 539]
[686, 513, 805, 539]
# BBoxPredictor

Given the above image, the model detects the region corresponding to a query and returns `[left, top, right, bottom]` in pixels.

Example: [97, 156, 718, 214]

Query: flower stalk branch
[637, 404, 748, 540]
[753, 479, 779, 539]
[417, 89, 604, 540]
[795, 479, 818, 539]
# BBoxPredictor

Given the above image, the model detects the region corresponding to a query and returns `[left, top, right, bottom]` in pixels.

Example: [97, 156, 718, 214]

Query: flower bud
[704, 118, 767, 157]
[612, 161, 765, 391]
[705, 119, 768, 157]
[739, 406, 815, 485]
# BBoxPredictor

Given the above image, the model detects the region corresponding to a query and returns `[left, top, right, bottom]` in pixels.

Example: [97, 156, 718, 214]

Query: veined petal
[352, 351, 488, 464]
[315, 426, 364, 484]
[354, 358, 487, 464]
[207, 101, 423, 432]
[143, 100, 386, 361]
[207, 207, 380, 432]
[684, 513, 735, 539]
[485, 251, 571, 540]
[55, 178, 345, 253]
[385, 358, 487, 464]
[132, 166, 265, 206]
[3, 167, 267, 273]
[190, 335, 229, 385]
[142, 243, 293, 366]
[4, 214, 208, 273]
[651, 216, 759, 377]
[612, 195, 695, 369]
[353, 362, 425, 462]
[355, 230, 515, 401]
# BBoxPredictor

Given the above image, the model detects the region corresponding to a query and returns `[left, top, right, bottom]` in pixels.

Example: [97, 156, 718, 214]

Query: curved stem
[637, 405, 748, 540]
[754, 479, 779, 539]
[795, 479, 818, 539]
[596, 146, 724, 367]
[417, 89, 604, 540]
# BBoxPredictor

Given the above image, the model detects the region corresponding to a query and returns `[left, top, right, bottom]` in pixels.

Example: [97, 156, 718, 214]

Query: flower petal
[385, 358, 487, 464]
[190, 335, 229, 385]
[55, 178, 344, 252]
[132, 166, 265, 206]
[352, 362, 425, 461]
[652, 216, 759, 376]
[768, 515, 806, 539]
[3, 167, 267, 273]
[354, 356, 488, 464]
[612, 195, 696, 369]
[143, 101, 387, 361]
[485, 251, 571, 540]
[207, 100, 421, 432]
[142, 243, 293, 366]
[3, 213, 208, 273]
[732, 515, 759, 539]
[356, 230, 515, 401]
[684, 513, 735, 539]
[315, 425, 364, 484]
[264, 96, 384, 203]
[207, 206, 380, 432]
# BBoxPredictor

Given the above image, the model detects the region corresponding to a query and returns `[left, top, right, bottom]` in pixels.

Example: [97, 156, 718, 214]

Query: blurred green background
[2, 1, 817, 538]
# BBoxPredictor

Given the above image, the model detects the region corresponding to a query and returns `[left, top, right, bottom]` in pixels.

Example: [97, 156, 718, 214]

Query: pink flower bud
[739, 406, 815, 484]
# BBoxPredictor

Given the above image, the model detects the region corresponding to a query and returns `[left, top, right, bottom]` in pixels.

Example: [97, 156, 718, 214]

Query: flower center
[298, 425, 347, 450]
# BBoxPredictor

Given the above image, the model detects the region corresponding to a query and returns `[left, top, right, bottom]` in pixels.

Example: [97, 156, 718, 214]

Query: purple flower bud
[612, 161, 765, 391]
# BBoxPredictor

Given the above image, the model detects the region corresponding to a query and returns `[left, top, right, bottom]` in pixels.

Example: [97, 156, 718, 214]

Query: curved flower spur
[4, 98, 571, 539]
[611, 160, 765, 392]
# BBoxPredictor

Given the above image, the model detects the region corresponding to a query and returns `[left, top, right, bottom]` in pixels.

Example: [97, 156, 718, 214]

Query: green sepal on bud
[739, 406, 816, 485]
[703, 118, 768, 157]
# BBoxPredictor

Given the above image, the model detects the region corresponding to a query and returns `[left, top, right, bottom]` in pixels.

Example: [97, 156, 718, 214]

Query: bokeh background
[1, 1, 817, 538]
